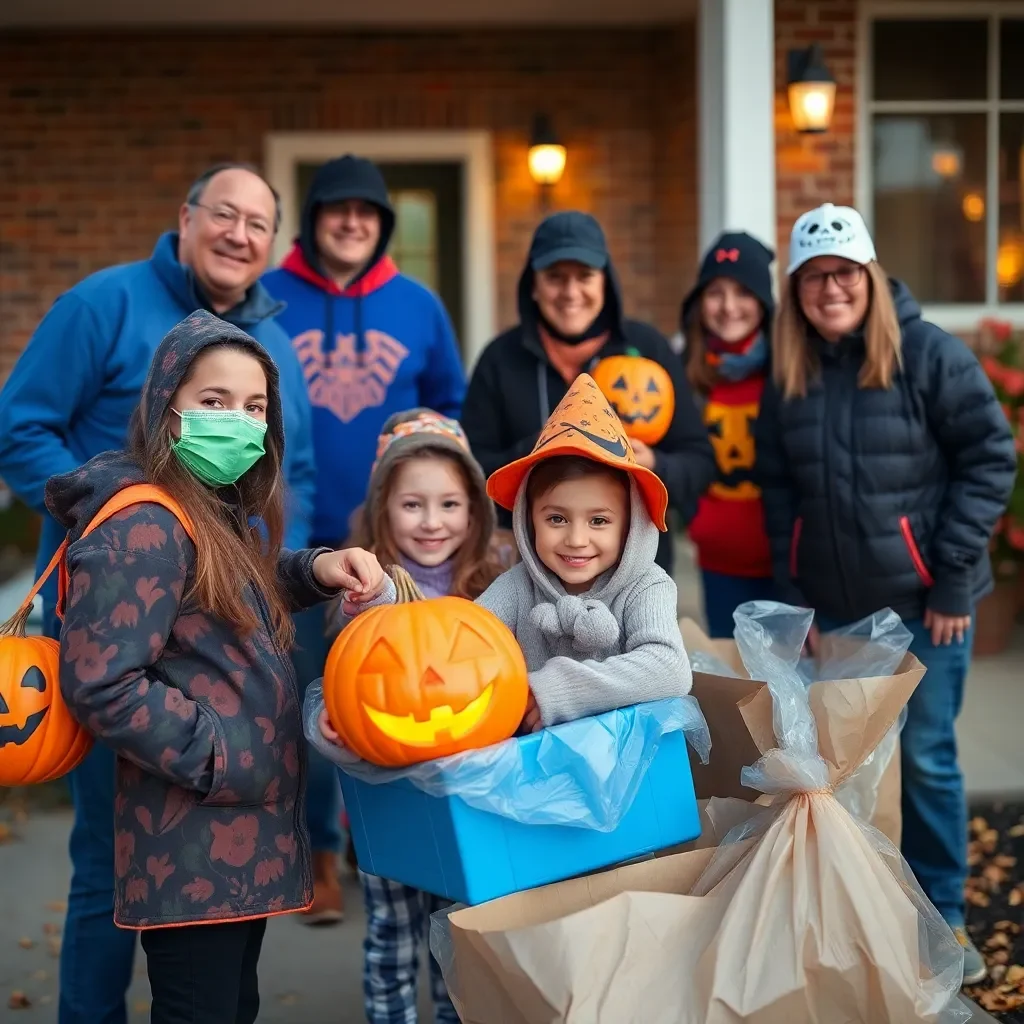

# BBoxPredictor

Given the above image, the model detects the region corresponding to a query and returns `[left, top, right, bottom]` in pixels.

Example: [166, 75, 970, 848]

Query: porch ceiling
[2, 0, 695, 28]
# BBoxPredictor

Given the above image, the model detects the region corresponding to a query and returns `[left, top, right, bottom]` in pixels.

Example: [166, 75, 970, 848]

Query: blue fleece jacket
[0, 232, 317, 634]
[263, 246, 465, 546]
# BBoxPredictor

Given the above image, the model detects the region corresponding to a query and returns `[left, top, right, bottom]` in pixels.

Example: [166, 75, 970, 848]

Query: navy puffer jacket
[754, 279, 1016, 624]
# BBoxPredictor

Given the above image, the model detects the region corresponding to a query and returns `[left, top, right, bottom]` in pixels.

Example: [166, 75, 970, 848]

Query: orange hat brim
[487, 444, 669, 532]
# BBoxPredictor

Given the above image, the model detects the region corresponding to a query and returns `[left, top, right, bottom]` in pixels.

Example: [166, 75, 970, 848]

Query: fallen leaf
[44, 901, 66, 913]
[967, 850, 983, 867]
[17, 937, 33, 950]
[966, 888, 991, 907]
[41, 923, 60, 936]
[971, 816, 989, 835]
[983, 864, 1009, 887]
[7, 991, 30, 1009]
[1010, 886, 1023, 907]
[991, 949, 1011, 965]
[980, 828, 1000, 852]
[994, 920, 1022, 934]
[1009, 823, 1024, 838]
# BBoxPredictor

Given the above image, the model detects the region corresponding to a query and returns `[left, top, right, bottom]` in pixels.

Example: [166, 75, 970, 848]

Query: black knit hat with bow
[680, 231, 775, 332]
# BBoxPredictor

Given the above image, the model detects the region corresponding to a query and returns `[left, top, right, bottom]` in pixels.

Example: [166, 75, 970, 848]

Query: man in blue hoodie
[0, 163, 317, 1024]
[263, 154, 465, 920]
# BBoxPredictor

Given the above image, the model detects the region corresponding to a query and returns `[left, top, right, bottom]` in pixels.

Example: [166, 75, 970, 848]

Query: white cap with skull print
[787, 202, 877, 275]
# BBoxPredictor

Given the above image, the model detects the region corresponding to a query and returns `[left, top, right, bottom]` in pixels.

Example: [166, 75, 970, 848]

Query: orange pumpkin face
[323, 596, 529, 767]
[591, 354, 675, 446]
[0, 636, 92, 786]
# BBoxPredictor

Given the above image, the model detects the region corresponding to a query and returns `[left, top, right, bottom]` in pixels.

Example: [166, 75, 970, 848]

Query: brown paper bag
[437, 650, 967, 1023]
[680, 618, 906, 846]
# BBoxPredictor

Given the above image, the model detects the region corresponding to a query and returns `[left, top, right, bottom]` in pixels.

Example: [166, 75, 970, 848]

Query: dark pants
[291, 605, 343, 852]
[818, 613, 973, 925]
[141, 918, 267, 1024]
[700, 570, 777, 639]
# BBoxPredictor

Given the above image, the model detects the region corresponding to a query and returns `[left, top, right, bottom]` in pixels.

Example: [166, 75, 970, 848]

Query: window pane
[999, 114, 1024, 302]
[398, 254, 437, 292]
[1000, 20, 1024, 100]
[872, 114, 986, 303]
[872, 20, 987, 101]
[394, 191, 435, 251]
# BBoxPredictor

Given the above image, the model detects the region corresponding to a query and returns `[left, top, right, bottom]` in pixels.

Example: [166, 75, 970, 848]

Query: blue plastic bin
[338, 721, 701, 905]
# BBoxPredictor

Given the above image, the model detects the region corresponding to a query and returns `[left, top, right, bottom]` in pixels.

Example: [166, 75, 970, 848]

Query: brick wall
[774, 0, 857, 265]
[0, 26, 697, 375]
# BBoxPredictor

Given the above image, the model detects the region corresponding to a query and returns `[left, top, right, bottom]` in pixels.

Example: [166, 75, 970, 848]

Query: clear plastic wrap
[304, 681, 710, 832]
[691, 605, 913, 828]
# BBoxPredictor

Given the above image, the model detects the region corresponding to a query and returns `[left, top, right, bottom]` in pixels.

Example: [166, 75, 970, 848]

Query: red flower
[275, 832, 297, 865]
[182, 877, 215, 903]
[1003, 367, 1024, 398]
[69, 639, 118, 685]
[210, 814, 259, 867]
[146, 854, 175, 890]
[254, 857, 285, 887]
[981, 318, 1014, 343]
[1007, 523, 1024, 552]
[127, 523, 167, 552]
[125, 877, 149, 904]
[114, 831, 135, 877]
[136, 577, 166, 613]
[110, 602, 139, 628]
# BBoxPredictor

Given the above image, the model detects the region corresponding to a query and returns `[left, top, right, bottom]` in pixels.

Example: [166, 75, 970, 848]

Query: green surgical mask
[171, 408, 268, 488]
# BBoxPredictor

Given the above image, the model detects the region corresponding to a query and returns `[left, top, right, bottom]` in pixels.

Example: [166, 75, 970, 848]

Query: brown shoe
[302, 850, 344, 926]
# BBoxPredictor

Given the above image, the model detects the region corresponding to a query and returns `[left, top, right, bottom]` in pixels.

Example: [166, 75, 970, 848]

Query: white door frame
[264, 130, 497, 367]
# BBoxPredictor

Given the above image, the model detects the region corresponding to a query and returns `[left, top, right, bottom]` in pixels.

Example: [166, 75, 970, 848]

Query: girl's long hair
[773, 261, 902, 400]
[683, 317, 719, 396]
[126, 341, 295, 647]
[348, 448, 504, 600]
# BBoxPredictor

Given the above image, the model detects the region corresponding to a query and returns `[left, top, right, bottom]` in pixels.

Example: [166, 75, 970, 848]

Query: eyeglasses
[797, 264, 865, 291]
[190, 203, 272, 240]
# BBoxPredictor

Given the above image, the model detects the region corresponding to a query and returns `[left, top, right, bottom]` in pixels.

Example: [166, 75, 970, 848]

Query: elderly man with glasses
[0, 162, 316, 1024]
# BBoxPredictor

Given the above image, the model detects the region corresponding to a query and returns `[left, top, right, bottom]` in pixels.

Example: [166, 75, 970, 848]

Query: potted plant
[975, 319, 1024, 655]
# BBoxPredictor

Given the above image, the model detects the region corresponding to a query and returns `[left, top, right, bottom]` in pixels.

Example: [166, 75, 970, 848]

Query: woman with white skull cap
[754, 202, 1016, 986]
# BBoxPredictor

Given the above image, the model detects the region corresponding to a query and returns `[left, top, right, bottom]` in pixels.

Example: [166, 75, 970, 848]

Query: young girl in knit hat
[311, 374, 691, 746]
[318, 409, 507, 1024]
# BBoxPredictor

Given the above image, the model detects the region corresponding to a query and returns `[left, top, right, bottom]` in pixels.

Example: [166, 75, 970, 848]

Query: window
[388, 190, 439, 293]
[865, 7, 1024, 314]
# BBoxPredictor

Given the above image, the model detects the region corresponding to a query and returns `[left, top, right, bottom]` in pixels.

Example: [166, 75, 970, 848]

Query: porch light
[787, 44, 836, 134]
[528, 114, 566, 186]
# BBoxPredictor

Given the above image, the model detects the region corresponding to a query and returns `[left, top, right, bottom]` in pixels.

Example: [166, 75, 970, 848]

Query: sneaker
[301, 850, 344, 926]
[954, 927, 987, 986]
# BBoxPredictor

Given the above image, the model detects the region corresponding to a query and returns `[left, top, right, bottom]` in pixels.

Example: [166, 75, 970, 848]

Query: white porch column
[698, 0, 776, 255]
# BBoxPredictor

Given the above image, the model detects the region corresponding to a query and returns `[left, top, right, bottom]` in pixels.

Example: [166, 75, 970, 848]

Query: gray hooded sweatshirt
[314, 470, 692, 731]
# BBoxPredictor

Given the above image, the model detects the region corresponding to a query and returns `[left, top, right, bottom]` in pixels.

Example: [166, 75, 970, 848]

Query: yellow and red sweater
[688, 373, 772, 578]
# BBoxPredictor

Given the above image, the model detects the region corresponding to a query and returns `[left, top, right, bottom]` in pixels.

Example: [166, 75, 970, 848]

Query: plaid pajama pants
[360, 870, 460, 1024]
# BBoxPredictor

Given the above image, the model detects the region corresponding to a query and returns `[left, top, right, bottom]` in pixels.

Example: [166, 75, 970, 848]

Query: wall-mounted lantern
[528, 114, 566, 209]
[787, 44, 836, 134]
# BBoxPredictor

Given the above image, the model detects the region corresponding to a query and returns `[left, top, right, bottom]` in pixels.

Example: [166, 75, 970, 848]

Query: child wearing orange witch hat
[311, 373, 691, 734]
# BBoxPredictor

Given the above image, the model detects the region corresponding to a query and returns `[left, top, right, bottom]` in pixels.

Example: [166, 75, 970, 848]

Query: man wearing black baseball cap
[263, 154, 465, 925]
[462, 210, 714, 573]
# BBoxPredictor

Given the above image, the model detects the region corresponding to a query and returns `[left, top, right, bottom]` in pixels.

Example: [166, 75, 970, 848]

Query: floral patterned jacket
[46, 311, 337, 929]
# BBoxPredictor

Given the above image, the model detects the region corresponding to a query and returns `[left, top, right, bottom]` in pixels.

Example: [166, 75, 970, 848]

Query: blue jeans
[818, 612, 972, 925]
[701, 570, 777, 639]
[291, 605, 342, 852]
[60, 743, 138, 1024]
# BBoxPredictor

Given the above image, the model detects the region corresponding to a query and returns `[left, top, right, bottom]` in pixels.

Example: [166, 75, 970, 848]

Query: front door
[295, 161, 465, 351]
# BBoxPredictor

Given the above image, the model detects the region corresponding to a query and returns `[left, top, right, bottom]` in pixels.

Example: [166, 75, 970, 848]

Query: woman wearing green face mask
[44, 310, 389, 1024]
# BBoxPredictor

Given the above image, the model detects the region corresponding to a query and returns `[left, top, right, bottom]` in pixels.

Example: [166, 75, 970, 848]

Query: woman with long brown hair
[754, 203, 1016, 987]
[46, 309, 385, 1024]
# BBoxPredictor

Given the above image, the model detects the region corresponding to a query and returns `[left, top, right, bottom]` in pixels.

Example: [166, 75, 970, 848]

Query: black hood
[45, 310, 284, 541]
[516, 211, 625, 353]
[298, 155, 396, 287]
